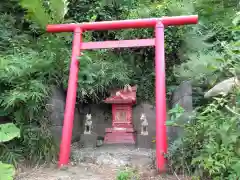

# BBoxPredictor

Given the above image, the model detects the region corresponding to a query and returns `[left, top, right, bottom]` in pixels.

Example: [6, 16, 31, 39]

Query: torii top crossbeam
[46, 15, 198, 173]
[47, 15, 198, 32]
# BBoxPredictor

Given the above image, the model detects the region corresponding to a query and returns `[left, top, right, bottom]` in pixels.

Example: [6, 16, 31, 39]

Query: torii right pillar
[155, 21, 167, 172]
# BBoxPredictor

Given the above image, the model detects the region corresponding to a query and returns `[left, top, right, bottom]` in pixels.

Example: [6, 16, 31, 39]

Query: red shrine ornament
[104, 85, 137, 144]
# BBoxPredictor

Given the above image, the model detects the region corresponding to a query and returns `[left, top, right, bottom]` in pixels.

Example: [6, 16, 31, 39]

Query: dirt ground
[15, 164, 189, 180]
[15, 143, 190, 180]
[16, 163, 118, 180]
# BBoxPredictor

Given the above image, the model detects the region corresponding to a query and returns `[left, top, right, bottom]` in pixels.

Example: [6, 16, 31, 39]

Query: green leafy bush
[168, 93, 240, 179]
[166, 104, 185, 126]
[0, 123, 20, 180]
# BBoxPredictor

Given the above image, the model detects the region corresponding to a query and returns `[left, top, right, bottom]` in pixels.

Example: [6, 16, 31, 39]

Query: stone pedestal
[104, 127, 136, 144]
[80, 134, 97, 148]
[136, 134, 152, 149]
[104, 132, 136, 144]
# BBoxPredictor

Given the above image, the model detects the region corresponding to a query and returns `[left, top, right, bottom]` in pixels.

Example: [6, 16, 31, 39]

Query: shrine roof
[104, 85, 137, 104]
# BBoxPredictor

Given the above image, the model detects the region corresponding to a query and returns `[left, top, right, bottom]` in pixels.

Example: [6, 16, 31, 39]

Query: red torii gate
[46, 15, 198, 172]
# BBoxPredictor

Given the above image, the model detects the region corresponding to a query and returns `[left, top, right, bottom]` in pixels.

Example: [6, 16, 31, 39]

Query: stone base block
[50, 126, 81, 145]
[80, 134, 97, 148]
[104, 132, 136, 144]
[136, 134, 152, 149]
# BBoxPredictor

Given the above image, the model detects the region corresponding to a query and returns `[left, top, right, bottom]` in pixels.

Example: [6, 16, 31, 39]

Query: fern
[0, 8, 64, 164]
[20, 0, 69, 29]
[49, 0, 69, 21]
[62, 50, 132, 102]
[20, 0, 52, 29]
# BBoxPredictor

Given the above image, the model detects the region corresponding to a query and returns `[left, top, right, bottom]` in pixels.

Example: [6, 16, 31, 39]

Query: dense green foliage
[0, 0, 239, 179]
[168, 10, 240, 179]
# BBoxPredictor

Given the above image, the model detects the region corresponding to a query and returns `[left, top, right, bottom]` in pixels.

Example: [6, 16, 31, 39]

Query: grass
[116, 167, 140, 180]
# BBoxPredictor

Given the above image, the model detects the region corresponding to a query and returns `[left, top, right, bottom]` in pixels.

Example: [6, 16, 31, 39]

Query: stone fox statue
[84, 113, 92, 134]
[140, 113, 148, 136]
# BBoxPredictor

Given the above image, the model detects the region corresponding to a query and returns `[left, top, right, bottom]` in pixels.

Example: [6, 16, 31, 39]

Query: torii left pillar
[58, 27, 82, 165]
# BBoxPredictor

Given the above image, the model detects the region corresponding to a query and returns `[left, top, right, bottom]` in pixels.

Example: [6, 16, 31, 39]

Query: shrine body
[104, 85, 137, 144]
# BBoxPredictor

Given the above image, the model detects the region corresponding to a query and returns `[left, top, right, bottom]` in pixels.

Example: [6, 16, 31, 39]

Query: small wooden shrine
[104, 85, 137, 144]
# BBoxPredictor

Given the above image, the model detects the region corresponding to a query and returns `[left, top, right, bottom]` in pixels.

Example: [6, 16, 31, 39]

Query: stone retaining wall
[47, 87, 82, 144]
[169, 81, 193, 143]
